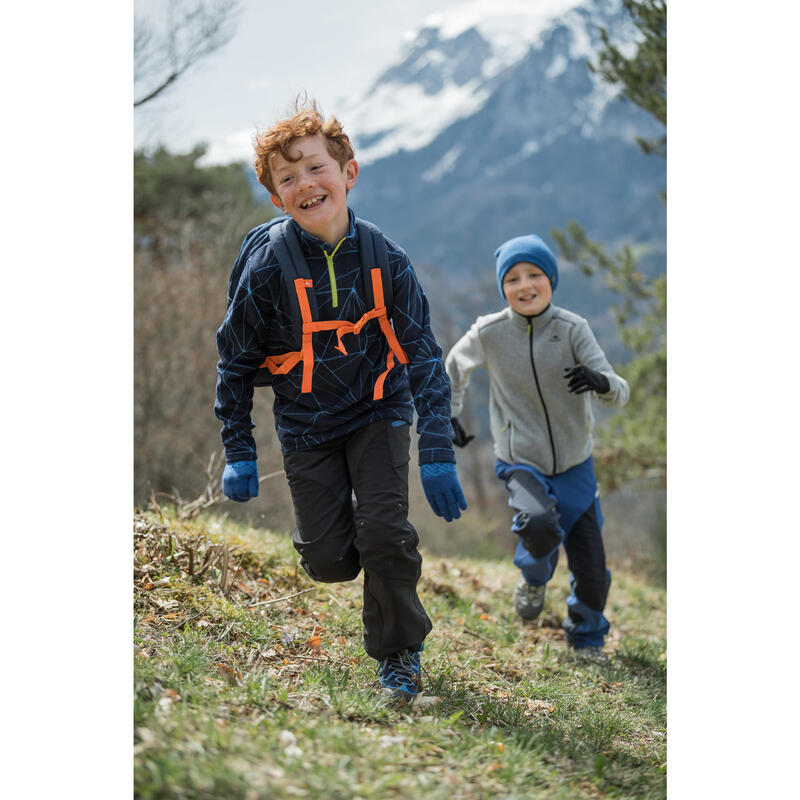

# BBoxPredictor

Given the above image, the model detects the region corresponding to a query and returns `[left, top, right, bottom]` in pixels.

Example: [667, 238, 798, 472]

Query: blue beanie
[495, 234, 558, 299]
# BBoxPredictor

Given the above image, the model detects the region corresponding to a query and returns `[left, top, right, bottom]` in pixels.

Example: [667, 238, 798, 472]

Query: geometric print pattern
[215, 209, 456, 465]
[419, 462, 457, 478]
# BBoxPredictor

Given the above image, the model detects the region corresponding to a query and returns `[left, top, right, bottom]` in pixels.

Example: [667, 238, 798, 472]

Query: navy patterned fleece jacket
[215, 209, 456, 465]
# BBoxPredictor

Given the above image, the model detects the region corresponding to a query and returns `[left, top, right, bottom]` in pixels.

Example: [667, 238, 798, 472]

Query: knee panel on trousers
[292, 529, 361, 584]
[355, 516, 421, 580]
[299, 556, 361, 584]
[515, 508, 563, 558]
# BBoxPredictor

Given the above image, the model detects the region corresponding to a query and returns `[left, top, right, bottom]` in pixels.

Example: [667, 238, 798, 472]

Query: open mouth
[300, 195, 326, 210]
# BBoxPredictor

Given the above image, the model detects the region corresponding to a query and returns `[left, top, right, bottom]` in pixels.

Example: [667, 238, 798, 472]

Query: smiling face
[269, 133, 358, 246]
[502, 261, 553, 316]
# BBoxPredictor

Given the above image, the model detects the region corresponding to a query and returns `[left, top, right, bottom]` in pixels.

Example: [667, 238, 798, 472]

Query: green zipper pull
[323, 237, 346, 308]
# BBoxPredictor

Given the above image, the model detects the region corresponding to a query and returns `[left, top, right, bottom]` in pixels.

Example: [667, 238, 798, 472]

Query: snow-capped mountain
[340, 0, 633, 165]
[338, 0, 665, 351]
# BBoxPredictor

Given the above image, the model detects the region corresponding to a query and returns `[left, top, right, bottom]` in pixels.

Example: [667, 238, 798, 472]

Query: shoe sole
[514, 599, 544, 621]
[379, 687, 419, 704]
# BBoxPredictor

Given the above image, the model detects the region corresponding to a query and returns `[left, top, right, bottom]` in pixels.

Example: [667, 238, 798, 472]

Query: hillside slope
[134, 509, 666, 799]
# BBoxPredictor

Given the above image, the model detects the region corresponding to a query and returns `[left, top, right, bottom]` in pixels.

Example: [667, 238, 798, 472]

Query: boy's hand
[420, 462, 468, 522]
[222, 460, 259, 502]
[563, 365, 610, 395]
[451, 417, 475, 448]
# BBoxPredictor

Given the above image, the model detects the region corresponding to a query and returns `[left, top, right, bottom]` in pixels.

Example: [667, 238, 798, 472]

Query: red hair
[253, 98, 354, 196]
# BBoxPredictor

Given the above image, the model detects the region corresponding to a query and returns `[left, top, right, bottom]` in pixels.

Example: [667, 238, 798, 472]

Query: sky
[133, 0, 588, 164]
[134, 0, 476, 162]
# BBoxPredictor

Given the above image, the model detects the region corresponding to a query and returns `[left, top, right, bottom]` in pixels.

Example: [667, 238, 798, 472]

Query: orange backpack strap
[371, 268, 409, 365]
[259, 226, 407, 398]
[292, 278, 316, 393]
[261, 350, 302, 375]
[258, 277, 315, 389]
[373, 351, 396, 400]
[356, 218, 393, 315]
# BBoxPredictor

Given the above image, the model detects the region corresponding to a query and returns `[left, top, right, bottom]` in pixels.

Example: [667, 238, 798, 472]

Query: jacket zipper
[528, 320, 557, 474]
[322, 237, 346, 308]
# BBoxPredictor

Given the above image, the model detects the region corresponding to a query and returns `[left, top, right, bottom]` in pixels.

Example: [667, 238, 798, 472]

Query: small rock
[277, 730, 297, 746]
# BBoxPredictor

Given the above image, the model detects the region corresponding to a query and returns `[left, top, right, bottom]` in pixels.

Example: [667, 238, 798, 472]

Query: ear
[270, 195, 285, 211]
[345, 159, 359, 190]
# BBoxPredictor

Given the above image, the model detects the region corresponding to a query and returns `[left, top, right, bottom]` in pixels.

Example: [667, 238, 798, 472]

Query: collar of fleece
[508, 303, 555, 332]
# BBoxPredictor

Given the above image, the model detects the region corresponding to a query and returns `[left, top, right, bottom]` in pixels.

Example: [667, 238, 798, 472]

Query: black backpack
[227, 216, 394, 387]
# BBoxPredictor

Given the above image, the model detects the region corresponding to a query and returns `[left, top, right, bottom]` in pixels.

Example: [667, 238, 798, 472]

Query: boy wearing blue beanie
[445, 234, 629, 664]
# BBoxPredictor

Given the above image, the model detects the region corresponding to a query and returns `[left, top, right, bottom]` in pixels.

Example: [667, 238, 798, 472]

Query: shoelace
[378, 649, 420, 689]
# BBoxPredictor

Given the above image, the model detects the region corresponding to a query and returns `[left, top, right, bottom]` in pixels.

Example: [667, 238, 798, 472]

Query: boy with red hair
[215, 101, 466, 701]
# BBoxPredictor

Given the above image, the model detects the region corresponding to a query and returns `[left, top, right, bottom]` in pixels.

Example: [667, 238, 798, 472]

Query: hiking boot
[570, 645, 609, 666]
[513, 577, 546, 620]
[378, 645, 423, 702]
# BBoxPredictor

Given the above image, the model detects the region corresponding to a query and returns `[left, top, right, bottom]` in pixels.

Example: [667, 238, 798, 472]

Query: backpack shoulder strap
[228, 216, 319, 349]
[228, 215, 298, 305]
[355, 218, 393, 316]
[227, 219, 282, 306]
[269, 218, 319, 330]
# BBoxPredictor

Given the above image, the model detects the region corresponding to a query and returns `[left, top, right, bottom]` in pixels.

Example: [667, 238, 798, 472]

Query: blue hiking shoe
[378, 645, 423, 702]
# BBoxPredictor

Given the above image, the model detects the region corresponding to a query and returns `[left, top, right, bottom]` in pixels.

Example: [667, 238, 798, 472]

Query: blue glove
[420, 462, 467, 522]
[222, 460, 259, 502]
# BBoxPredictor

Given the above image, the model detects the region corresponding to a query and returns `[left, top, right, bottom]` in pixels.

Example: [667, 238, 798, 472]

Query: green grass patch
[134, 509, 666, 799]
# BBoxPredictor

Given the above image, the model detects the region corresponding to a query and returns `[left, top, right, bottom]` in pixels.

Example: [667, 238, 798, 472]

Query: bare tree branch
[173, 449, 285, 521]
[134, 0, 241, 107]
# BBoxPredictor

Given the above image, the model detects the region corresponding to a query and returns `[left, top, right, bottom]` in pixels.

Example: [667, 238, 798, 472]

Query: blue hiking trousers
[495, 456, 611, 648]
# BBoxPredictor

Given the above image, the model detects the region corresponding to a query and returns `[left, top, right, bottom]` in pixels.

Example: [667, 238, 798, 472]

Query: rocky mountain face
[338, 0, 665, 354]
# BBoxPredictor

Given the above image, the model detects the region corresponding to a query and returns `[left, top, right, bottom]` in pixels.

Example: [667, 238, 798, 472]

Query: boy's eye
[280, 175, 293, 184]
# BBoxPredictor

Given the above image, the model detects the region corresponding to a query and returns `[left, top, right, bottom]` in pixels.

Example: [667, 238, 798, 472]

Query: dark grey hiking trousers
[283, 419, 432, 660]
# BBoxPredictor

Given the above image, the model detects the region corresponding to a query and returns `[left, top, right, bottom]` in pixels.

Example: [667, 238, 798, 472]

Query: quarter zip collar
[289, 208, 355, 309]
[509, 302, 555, 332]
[293, 208, 357, 256]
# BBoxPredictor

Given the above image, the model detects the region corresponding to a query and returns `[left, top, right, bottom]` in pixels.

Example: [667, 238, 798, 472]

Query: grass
[133, 508, 666, 799]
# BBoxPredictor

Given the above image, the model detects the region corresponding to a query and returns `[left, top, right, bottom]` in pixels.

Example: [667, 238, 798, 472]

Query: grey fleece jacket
[445, 304, 629, 476]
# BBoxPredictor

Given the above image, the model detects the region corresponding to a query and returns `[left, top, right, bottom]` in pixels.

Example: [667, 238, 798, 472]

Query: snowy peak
[339, 0, 636, 164]
[373, 26, 492, 93]
[421, 0, 585, 74]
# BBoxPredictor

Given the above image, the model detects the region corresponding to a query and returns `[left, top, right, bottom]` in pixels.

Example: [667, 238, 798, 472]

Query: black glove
[451, 417, 475, 448]
[563, 365, 610, 395]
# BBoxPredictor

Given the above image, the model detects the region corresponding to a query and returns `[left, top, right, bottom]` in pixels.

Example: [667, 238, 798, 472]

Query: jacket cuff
[418, 446, 456, 466]
[224, 450, 258, 463]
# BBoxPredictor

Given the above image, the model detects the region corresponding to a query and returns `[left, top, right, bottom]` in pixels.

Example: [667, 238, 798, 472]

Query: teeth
[301, 195, 324, 208]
